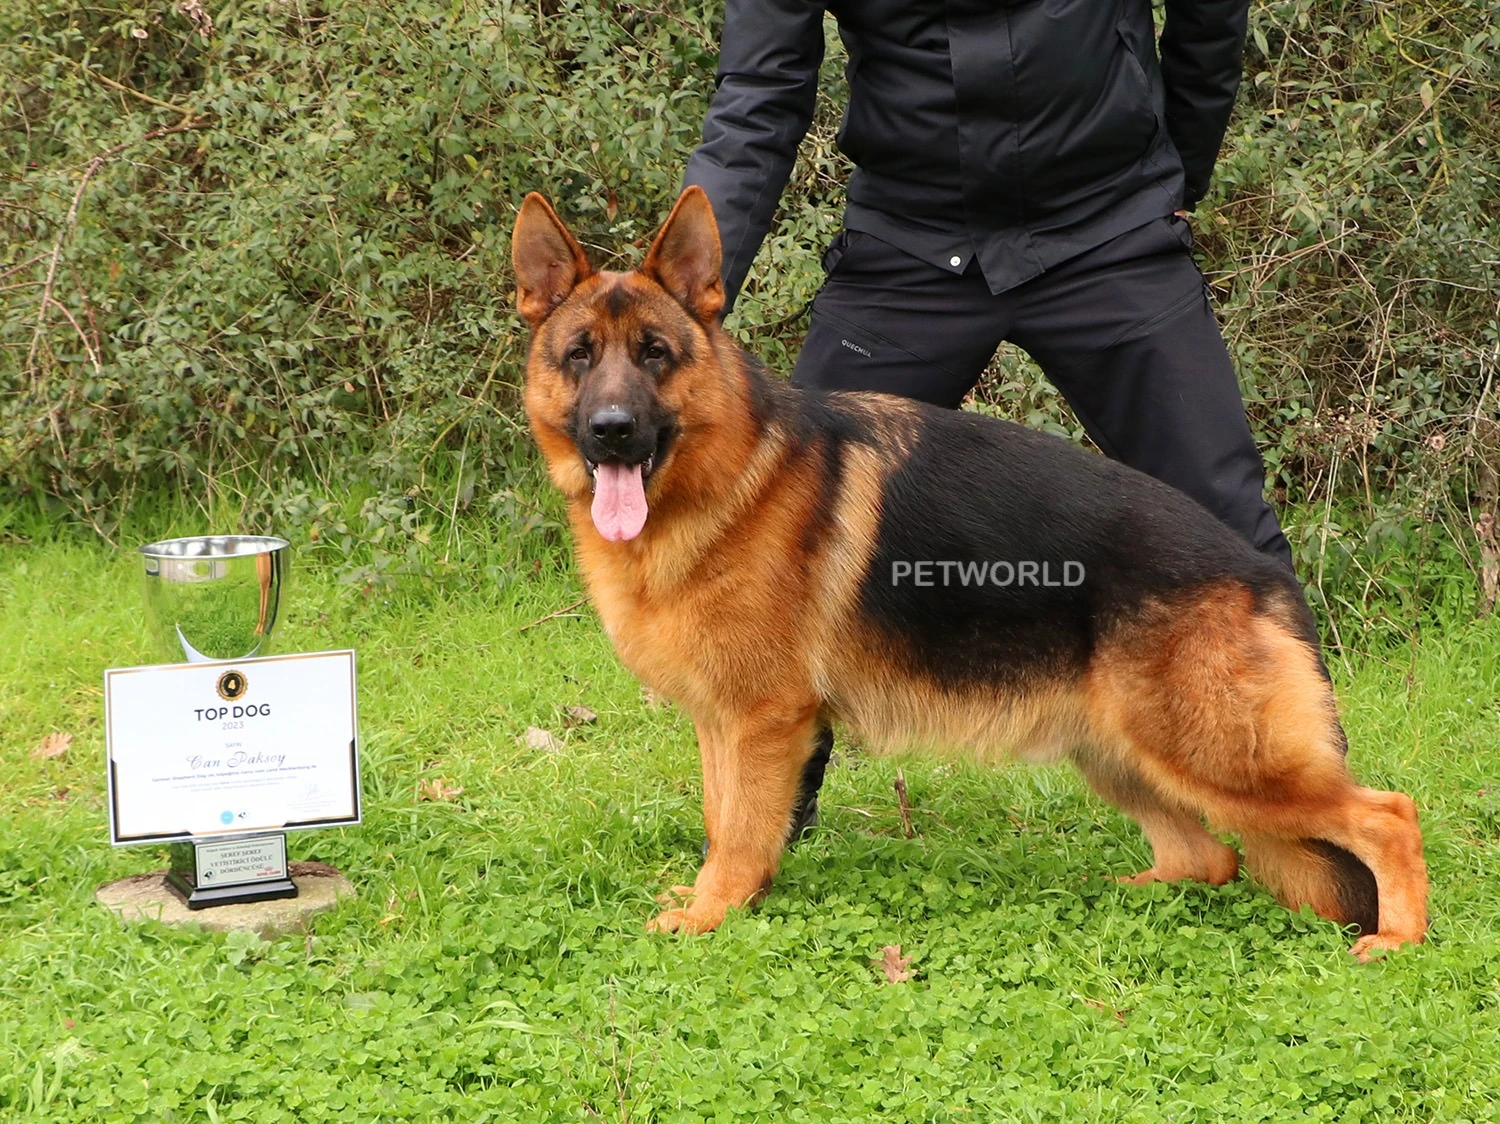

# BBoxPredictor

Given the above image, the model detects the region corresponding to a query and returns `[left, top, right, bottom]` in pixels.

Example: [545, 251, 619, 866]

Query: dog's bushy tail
[1242, 836, 1379, 935]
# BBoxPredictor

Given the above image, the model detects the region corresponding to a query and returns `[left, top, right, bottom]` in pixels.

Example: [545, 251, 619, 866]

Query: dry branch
[894, 768, 914, 839]
[28, 117, 210, 379]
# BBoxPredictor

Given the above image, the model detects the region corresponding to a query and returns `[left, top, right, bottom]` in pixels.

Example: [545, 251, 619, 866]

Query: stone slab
[96, 861, 355, 938]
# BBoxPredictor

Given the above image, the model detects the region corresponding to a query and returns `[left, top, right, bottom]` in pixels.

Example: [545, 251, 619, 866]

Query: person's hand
[1173, 209, 1190, 219]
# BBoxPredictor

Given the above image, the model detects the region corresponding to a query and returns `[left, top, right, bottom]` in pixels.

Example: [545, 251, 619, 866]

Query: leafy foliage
[1, 0, 725, 517]
[1, 0, 1497, 636]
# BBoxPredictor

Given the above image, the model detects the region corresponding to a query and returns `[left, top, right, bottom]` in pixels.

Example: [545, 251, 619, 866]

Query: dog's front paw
[1349, 932, 1422, 962]
[654, 884, 696, 906]
[647, 898, 728, 935]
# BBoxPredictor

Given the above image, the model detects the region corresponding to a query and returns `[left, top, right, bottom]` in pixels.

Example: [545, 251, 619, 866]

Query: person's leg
[782, 231, 1005, 840]
[1007, 215, 1294, 570]
[790, 231, 1004, 406]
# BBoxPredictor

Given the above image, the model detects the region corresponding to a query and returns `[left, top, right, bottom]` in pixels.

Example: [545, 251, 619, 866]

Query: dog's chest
[584, 556, 808, 714]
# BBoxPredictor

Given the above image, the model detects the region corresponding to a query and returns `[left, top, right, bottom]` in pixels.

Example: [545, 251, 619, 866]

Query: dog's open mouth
[585, 453, 656, 542]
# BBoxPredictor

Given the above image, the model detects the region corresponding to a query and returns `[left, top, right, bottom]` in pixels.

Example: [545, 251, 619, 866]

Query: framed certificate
[105, 650, 361, 845]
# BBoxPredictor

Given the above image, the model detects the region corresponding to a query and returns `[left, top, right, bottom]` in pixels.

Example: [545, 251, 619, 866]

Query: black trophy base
[167, 835, 299, 910]
[165, 869, 299, 909]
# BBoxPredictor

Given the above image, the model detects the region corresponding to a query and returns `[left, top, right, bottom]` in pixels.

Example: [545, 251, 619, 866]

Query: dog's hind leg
[1073, 748, 1239, 886]
[1239, 834, 1379, 937]
[648, 702, 821, 935]
[1218, 786, 1426, 961]
[1193, 629, 1425, 959]
[1091, 589, 1428, 959]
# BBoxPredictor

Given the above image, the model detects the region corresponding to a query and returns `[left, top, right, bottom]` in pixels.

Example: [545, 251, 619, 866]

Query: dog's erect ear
[641, 186, 725, 323]
[512, 193, 593, 327]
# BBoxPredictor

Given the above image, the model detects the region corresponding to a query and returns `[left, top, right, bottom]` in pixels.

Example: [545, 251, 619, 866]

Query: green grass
[2, 532, 1499, 1122]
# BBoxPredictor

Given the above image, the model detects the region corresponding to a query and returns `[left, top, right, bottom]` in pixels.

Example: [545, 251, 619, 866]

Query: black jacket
[684, 0, 1250, 309]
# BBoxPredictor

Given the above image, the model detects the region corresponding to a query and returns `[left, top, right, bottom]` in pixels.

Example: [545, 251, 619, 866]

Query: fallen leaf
[523, 726, 564, 753]
[873, 944, 911, 984]
[417, 777, 463, 802]
[563, 705, 597, 729]
[1083, 998, 1131, 1024]
[31, 732, 72, 760]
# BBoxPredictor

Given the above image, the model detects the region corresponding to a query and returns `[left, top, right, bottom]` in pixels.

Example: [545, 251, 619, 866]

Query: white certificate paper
[105, 650, 360, 844]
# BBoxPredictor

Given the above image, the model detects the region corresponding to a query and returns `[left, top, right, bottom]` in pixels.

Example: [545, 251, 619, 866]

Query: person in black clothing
[682, 0, 1296, 840]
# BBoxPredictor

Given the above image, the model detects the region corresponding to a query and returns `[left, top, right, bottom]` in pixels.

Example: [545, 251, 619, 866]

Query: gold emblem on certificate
[216, 669, 248, 701]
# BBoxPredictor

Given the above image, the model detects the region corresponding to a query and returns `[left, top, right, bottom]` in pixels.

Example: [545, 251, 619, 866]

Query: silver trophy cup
[137, 535, 298, 907]
[139, 535, 289, 663]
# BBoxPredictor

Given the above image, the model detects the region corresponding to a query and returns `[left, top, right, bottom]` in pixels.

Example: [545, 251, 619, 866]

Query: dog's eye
[567, 346, 589, 364]
[643, 342, 668, 363]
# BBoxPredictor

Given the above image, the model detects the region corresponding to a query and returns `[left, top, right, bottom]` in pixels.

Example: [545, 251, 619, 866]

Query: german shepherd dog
[511, 187, 1428, 960]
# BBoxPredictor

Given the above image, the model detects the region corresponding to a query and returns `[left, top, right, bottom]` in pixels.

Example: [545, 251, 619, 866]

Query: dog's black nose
[589, 407, 636, 445]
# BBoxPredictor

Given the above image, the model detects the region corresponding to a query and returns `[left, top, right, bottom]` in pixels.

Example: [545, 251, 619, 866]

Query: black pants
[791, 215, 1293, 568]
[784, 216, 1296, 837]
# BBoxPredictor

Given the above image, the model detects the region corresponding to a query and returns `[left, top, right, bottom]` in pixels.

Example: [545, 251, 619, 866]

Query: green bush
[2, 0, 1496, 632]
[1, 0, 722, 517]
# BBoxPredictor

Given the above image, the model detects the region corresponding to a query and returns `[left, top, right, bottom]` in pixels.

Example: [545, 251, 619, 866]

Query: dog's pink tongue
[591, 463, 648, 541]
